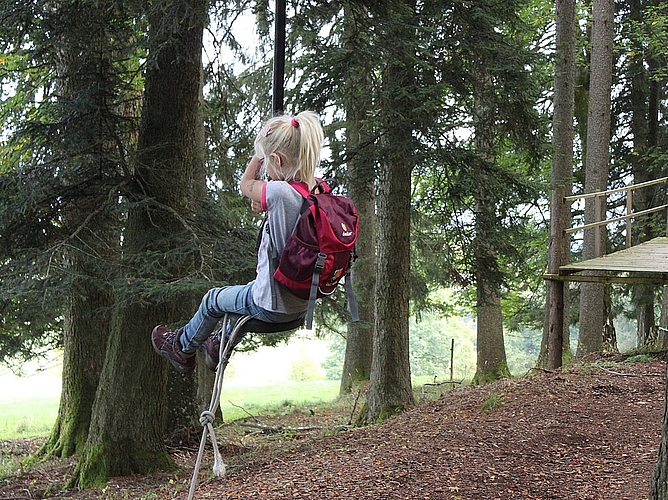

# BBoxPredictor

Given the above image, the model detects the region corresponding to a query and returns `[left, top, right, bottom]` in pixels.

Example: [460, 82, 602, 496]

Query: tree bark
[543, 0, 576, 370]
[339, 1, 375, 395]
[577, 0, 614, 357]
[471, 59, 509, 385]
[37, 0, 119, 459]
[650, 358, 668, 499]
[40, 223, 112, 459]
[629, 0, 659, 348]
[366, 0, 416, 423]
[72, 0, 207, 486]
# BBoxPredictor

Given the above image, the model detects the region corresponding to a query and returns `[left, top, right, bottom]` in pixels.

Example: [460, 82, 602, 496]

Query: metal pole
[272, 0, 286, 115]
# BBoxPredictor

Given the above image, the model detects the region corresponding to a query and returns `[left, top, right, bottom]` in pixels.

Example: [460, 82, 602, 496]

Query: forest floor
[0, 353, 666, 500]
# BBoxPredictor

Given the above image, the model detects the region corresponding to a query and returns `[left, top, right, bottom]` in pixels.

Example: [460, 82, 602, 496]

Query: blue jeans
[179, 282, 305, 352]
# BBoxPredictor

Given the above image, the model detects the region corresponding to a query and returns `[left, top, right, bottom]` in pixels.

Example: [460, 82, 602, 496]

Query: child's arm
[240, 156, 265, 204]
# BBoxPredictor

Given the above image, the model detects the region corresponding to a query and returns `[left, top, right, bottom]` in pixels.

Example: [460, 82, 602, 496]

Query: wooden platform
[546, 236, 668, 285]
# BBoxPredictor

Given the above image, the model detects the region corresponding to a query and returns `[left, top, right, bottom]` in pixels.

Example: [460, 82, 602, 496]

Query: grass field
[217, 380, 341, 421]
[0, 376, 455, 440]
[0, 379, 341, 440]
[0, 335, 341, 440]
[0, 358, 62, 440]
[0, 380, 451, 440]
[0, 396, 61, 439]
[0, 331, 446, 441]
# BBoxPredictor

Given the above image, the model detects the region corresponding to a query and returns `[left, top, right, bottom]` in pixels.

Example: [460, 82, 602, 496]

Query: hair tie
[291, 117, 300, 129]
[263, 126, 272, 137]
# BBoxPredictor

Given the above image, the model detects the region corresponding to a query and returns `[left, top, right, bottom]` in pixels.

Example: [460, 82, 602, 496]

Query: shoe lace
[164, 328, 183, 350]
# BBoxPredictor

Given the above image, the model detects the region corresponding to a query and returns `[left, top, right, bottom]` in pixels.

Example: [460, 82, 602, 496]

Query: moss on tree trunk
[72, 438, 175, 489]
[70, 287, 185, 487]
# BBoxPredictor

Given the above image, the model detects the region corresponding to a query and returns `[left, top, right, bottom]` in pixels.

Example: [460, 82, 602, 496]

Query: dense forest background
[1, 0, 668, 490]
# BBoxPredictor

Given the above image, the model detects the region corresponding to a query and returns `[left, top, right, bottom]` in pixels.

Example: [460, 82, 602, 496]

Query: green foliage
[322, 304, 480, 383]
[472, 360, 512, 386]
[480, 393, 503, 413]
[624, 354, 656, 364]
[322, 332, 346, 380]
[0, 0, 144, 363]
[504, 329, 542, 376]
[288, 355, 325, 382]
[0, 0, 559, 363]
[0, 0, 266, 363]
[409, 312, 477, 381]
[325, 290, 542, 383]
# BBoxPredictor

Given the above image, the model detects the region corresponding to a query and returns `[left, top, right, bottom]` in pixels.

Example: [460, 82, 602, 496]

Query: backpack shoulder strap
[289, 178, 330, 198]
[289, 181, 311, 198]
[305, 252, 327, 329]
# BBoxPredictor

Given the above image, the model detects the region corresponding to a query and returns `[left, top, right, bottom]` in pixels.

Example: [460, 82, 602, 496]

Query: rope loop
[199, 410, 215, 426]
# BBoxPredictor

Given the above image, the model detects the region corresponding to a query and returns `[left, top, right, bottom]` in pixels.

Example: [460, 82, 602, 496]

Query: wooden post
[449, 339, 454, 382]
[547, 279, 565, 369]
[661, 208, 668, 347]
[594, 193, 603, 257]
[625, 188, 633, 248]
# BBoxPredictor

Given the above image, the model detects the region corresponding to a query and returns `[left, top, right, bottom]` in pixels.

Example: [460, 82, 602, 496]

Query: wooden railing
[564, 176, 668, 253]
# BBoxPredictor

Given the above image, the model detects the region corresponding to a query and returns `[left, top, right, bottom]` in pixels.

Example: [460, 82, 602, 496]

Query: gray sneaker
[151, 325, 196, 373]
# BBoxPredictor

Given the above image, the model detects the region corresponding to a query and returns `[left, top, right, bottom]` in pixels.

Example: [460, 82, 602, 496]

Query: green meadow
[0, 336, 340, 440]
[0, 331, 458, 441]
[0, 396, 61, 439]
[0, 381, 342, 440]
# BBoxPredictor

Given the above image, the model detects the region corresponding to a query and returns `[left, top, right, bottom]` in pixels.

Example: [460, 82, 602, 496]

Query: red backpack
[271, 180, 359, 329]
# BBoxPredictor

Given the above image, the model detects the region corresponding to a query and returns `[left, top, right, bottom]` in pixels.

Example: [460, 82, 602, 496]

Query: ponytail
[254, 111, 324, 185]
[293, 111, 323, 184]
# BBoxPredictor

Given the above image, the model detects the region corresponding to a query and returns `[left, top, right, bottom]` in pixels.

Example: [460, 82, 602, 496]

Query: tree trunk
[636, 290, 657, 347]
[167, 369, 199, 432]
[197, 358, 217, 414]
[37, 0, 119, 459]
[542, 0, 576, 370]
[471, 61, 509, 385]
[366, 0, 416, 423]
[474, 281, 509, 383]
[72, 0, 207, 486]
[577, 0, 613, 357]
[340, 1, 375, 395]
[40, 222, 112, 459]
[472, 175, 509, 383]
[650, 358, 668, 499]
[629, 0, 658, 348]
[367, 147, 414, 421]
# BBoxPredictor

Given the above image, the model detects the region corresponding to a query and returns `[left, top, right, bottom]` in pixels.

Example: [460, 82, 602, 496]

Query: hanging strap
[345, 246, 359, 322]
[306, 252, 326, 329]
[345, 272, 359, 322]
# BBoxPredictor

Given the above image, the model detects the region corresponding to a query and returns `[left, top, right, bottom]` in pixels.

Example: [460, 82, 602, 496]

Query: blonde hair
[254, 111, 324, 186]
